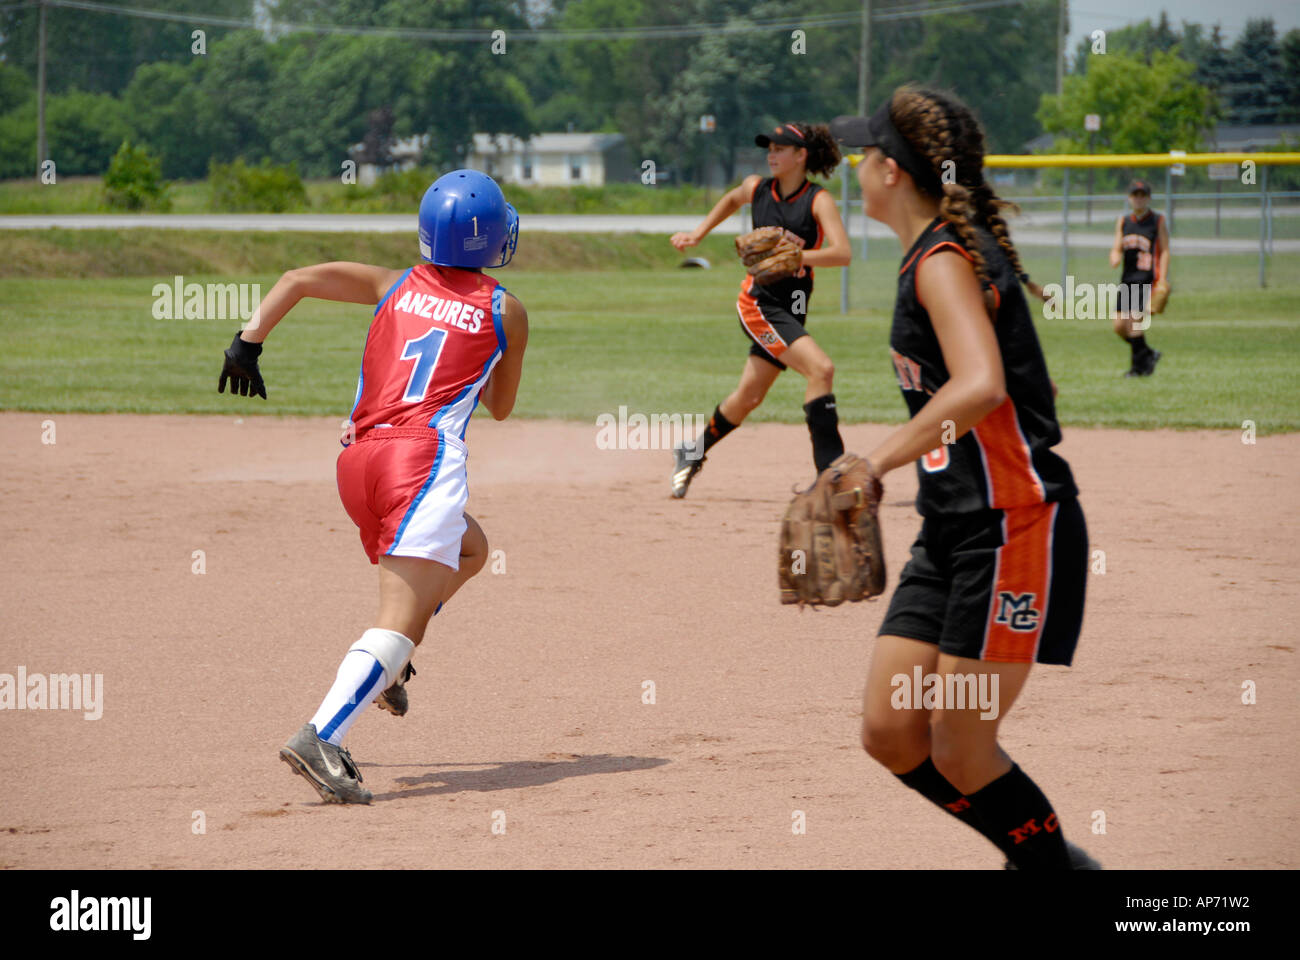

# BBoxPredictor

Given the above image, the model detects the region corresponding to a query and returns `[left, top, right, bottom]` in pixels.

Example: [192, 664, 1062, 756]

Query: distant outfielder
[1108, 178, 1169, 377]
[218, 169, 527, 804]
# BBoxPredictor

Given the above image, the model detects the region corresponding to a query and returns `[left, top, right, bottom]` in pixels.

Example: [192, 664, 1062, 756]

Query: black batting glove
[218, 332, 267, 399]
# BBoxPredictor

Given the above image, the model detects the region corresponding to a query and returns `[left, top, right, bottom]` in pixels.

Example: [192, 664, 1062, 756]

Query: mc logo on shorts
[993, 591, 1041, 632]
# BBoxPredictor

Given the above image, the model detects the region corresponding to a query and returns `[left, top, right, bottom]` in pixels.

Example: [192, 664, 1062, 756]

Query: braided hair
[888, 87, 1046, 304]
[786, 122, 842, 179]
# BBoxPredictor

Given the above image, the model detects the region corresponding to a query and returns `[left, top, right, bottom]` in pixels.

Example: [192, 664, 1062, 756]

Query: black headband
[832, 103, 945, 198]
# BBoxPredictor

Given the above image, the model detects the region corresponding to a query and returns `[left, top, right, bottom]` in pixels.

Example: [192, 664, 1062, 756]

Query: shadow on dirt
[364, 754, 670, 801]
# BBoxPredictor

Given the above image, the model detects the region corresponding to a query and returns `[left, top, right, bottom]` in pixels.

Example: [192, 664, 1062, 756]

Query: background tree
[1281, 30, 1300, 124]
[0, 0, 254, 96]
[1222, 18, 1288, 125]
[1038, 50, 1215, 156]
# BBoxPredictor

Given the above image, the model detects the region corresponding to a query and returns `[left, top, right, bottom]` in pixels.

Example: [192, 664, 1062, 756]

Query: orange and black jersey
[1120, 209, 1163, 281]
[891, 218, 1077, 517]
[747, 176, 823, 302]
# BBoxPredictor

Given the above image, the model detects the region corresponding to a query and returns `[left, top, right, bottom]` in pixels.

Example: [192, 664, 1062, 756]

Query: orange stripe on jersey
[971, 398, 1046, 507]
[771, 179, 812, 204]
[913, 242, 976, 311]
[981, 502, 1057, 662]
[736, 274, 787, 358]
[1153, 217, 1163, 281]
[919, 240, 974, 266]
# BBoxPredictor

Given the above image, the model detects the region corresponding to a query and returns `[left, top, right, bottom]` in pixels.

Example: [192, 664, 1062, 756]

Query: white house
[467, 132, 635, 186]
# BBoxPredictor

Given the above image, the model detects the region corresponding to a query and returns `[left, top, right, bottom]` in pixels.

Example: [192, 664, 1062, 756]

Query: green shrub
[209, 157, 308, 212]
[103, 140, 171, 211]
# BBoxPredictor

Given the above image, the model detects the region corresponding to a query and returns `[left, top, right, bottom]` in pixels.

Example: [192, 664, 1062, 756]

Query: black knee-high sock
[1128, 333, 1151, 362]
[698, 404, 737, 455]
[895, 757, 1010, 850]
[965, 763, 1070, 870]
[803, 393, 844, 472]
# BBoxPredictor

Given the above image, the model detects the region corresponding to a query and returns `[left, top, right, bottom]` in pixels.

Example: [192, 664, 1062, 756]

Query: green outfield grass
[1, 241, 1296, 432]
[0, 176, 726, 216]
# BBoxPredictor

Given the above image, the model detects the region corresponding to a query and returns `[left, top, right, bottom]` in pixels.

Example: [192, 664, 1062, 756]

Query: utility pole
[1056, 0, 1066, 96]
[856, 0, 871, 263]
[37, 0, 48, 177]
[857, 0, 870, 115]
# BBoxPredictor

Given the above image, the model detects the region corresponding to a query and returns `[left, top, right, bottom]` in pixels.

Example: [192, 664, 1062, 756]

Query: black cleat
[1003, 840, 1103, 870]
[1140, 349, 1162, 376]
[671, 443, 706, 499]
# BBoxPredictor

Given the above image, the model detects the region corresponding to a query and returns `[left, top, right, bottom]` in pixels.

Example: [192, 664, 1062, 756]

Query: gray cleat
[671, 443, 706, 499]
[279, 722, 372, 804]
[376, 662, 416, 717]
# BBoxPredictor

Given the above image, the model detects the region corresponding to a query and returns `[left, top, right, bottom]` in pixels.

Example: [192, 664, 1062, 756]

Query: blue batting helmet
[417, 169, 518, 269]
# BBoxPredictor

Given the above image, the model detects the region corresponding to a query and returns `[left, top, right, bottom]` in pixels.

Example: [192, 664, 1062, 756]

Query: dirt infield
[1, 413, 1296, 869]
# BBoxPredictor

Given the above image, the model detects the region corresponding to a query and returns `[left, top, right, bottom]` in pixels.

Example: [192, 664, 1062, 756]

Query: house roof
[1209, 124, 1300, 151]
[1023, 123, 1300, 155]
[472, 133, 626, 155]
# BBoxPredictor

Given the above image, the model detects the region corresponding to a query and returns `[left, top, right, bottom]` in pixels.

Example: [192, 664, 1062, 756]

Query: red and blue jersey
[347, 264, 507, 442]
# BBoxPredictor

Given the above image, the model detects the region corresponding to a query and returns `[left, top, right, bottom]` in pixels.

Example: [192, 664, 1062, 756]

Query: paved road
[2, 211, 1293, 253]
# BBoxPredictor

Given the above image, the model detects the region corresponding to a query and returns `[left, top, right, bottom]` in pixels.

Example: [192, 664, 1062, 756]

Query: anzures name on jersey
[891, 219, 1077, 516]
[347, 263, 507, 440]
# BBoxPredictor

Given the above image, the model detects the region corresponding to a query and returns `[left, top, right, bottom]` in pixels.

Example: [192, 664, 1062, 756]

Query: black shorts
[1115, 274, 1153, 316]
[878, 498, 1088, 665]
[736, 282, 807, 370]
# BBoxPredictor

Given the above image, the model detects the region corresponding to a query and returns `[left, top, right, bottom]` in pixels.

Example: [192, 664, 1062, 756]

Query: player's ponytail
[971, 182, 1048, 303]
[889, 87, 1046, 304]
[798, 123, 841, 179]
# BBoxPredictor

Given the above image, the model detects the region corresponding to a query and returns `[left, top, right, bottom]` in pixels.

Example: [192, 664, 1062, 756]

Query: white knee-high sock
[309, 629, 414, 746]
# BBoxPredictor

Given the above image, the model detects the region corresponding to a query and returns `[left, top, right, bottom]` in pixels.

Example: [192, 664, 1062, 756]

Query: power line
[32, 0, 1031, 42]
[875, 0, 1026, 22]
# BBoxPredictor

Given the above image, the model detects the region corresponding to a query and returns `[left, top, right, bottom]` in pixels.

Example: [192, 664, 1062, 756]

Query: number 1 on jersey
[400, 326, 448, 403]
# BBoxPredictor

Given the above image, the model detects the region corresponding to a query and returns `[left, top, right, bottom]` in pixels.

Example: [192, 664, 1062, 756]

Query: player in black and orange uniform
[1109, 179, 1169, 376]
[832, 87, 1099, 869]
[668, 122, 851, 498]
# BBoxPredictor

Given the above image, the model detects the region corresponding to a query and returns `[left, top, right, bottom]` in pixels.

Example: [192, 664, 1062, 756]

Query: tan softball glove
[735, 226, 803, 285]
[778, 453, 885, 607]
[1151, 280, 1171, 314]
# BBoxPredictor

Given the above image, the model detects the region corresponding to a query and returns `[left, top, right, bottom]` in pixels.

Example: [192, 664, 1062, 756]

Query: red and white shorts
[336, 426, 468, 569]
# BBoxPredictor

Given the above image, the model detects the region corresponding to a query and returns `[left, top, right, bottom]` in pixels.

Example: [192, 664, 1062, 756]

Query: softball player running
[217, 169, 527, 804]
[668, 122, 851, 498]
[1108, 179, 1169, 377]
[832, 88, 1099, 869]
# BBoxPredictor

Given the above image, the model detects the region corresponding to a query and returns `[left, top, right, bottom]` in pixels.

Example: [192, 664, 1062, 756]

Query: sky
[1066, 0, 1300, 56]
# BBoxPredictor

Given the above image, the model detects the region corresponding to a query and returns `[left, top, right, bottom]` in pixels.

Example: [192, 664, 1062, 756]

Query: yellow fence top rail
[985, 153, 1300, 168]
